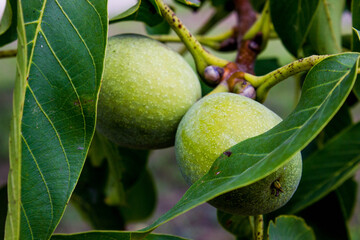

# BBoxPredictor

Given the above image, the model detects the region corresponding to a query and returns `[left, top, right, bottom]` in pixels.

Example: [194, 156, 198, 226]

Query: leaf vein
[38, 29, 87, 155]
[26, 84, 71, 200]
[21, 134, 54, 236]
[20, 202, 34, 240]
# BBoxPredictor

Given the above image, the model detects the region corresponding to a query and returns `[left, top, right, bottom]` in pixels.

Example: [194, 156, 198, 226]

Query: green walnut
[97, 34, 201, 149]
[175, 92, 302, 216]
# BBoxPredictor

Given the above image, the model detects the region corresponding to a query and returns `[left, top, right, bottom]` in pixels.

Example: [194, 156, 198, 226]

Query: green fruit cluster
[98, 34, 302, 216]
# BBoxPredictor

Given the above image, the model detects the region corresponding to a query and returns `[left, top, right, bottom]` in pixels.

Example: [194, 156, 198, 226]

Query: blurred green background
[1, 2, 360, 240]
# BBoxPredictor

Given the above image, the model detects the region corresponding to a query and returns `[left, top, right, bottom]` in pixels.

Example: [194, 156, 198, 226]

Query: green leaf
[298, 191, 350, 240]
[307, 0, 344, 54]
[120, 169, 157, 222]
[320, 104, 352, 144]
[110, 0, 163, 27]
[139, 53, 359, 234]
[71, 159, 125, 230]
[51, 232, 190, 240]
[336, 177, 358, 221]
[217, 210, 252, 239]
[277, 121, 360, 214]
[0, 0, 17, 47]
[268, 215, 315, 240]
[270, 0, 320, 57]
[175, 0, 200, 7]
[5, 1, 108, 239]
[0, 185, 7, 239]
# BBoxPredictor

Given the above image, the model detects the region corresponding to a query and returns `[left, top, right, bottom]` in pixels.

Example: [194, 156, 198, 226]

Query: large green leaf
[138, 53, 359, 234]
[51, 232, 189, 240]
[268, 215, 315, 240]
[277, 121, 360, 214]
[270, 0, 320, 57]
[307, 0, 344, 54]
[0, 0, 17, 47]
[5, 0, 108, 239]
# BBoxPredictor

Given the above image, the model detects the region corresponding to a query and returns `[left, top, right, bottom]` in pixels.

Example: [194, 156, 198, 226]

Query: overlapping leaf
[270, 0, 320, 57]
[307, 0, 344, 54]
[277, 121, 360, 214]
[137, 53, 359, 234]
[5, 0, 108, 239]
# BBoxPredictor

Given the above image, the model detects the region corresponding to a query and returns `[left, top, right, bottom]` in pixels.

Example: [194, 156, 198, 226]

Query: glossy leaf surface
[307, 0, 344, 54]
[5, 0, 108, 239]
[268, 215, 315, 240]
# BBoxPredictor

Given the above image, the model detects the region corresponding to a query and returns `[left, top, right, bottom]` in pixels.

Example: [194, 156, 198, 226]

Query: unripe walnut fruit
[175, 93, 302, 215]
[97, 34, 201, 149]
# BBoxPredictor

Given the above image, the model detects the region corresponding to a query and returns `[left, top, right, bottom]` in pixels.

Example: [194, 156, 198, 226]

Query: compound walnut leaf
[5, 1, 108, 239]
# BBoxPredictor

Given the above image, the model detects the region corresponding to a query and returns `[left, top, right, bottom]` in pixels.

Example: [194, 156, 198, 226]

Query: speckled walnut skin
[175, 93, 302, 215]
[97, 34, 201, 149]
